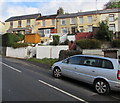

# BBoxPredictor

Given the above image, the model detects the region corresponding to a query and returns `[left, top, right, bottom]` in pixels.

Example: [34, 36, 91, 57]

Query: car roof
[71, 55, 118, 61]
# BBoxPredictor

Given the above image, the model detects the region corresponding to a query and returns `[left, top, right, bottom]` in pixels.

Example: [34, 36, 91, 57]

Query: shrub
[50, 35, 60, 45]
[11, 43, 28, 48]
[76, 39, 101, 49]
[59, 50, 82, 60]
[60, 39, 69, 45]
[112, 39, 120, 48]
[2, 33, 24, 47]
[16, 33, 24, 41]
[27, 58, 58, 67]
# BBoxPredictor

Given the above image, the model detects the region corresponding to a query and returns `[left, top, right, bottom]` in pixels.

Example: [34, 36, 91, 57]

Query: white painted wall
[67, 35, 75, 41]
[6, 47, 28, 59]
[83, 49, 104, 56]
[6, 46, 36, 59]
[36, 46, 68, 59]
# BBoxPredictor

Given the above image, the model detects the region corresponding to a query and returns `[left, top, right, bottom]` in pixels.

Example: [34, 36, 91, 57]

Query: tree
[95, 20, 113, 41]
[57, 7, 64, 15]
[104, 1, 120, 9]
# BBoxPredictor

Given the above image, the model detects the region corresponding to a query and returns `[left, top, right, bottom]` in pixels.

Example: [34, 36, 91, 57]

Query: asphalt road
[2, 57, 120, 102]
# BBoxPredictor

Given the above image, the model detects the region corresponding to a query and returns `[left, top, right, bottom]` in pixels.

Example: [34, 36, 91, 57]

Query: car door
[60, 56, 82, 79]
[74, 57, 99, 84]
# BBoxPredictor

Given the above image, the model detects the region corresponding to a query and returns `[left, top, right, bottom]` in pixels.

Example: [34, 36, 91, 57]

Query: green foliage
[16, 33, 24, 41]
[2, 33, 25, 47]
[76, 39, 101, 49]
[57, 7, 64, 15]
[50, 35, 60, 46]
[59, 50, 82, 61]
[95, 21, 113, 41]
[105, 1, 120, 9]
[11, 43, 28, 49]
[60, 39, 69, 45]
[27, 58, 58, 67]
[112, 39, 120, 48]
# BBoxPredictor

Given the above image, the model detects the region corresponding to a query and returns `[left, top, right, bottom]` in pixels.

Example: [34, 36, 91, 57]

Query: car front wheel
[94, 80, 110, 95]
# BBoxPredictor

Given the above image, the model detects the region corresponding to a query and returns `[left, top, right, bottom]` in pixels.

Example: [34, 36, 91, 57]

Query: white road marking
[38, 79, 88, 103]
[1, 62, 22, 73]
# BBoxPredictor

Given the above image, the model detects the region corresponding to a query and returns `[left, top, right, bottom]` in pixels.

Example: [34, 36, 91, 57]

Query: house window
[79, 17, 84, 24]
[109, 14, 114, 22]
[10, 21, 13, 28]
[38, 30, 44, 37]
[70, 18, 75, 24]
[88, 16, 92, 23]
[18, 21, 21, 27]
[88, 25, 92, 32]
[61, 27, 68, 33]
[42, 20, 45, 26]
[27, 19, 30, 26]
[61, 19, 66, 25]
[51, 19, 55, 25]
[45, 29, 50, 34]
[109, 24, 115, 31]
[79, 26, 84, 32]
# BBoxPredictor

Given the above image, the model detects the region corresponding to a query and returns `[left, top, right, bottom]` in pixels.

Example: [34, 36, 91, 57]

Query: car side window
[81, 57, 97, 67]
[68, 56, 82, 65]
[101, 59, 114, 69]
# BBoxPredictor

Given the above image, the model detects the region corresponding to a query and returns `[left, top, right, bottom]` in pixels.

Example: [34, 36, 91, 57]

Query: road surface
[2, 57, 120, 102]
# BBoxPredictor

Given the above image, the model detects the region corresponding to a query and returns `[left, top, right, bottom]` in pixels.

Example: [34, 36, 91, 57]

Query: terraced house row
[5, 8, 120, 43]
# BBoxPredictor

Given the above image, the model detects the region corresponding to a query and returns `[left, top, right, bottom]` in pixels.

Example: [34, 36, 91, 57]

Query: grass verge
[27, 58, 59, 67]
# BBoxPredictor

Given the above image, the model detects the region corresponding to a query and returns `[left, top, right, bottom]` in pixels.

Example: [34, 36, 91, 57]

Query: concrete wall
[67, 35, 75, 41]
[6, 47, 28, 59]
[83, 49, 104, 56]
[6, 46, 36, 59]
[36, 46, 68, 59]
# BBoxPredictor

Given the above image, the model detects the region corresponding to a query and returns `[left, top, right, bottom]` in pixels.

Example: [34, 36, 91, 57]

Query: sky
[0, 0, 110, 22]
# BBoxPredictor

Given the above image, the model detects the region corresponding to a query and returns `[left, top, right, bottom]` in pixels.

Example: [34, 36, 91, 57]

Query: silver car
[52, 55, 120, 94]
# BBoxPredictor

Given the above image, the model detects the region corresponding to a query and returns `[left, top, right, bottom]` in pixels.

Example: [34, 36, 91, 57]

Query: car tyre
[53, 67, 61, 78]
[94, 80, 110, 95]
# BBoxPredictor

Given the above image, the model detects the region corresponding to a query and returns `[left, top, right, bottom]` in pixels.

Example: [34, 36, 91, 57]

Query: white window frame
[42, 20, 45, 27]
[88, 25, 92, 32]
[70, 18, 75, 24]
[61, 19, 66, 25]
[44, 29, 50, 34]
[109, 24, 115, 31]
[88, 16, 92, 23]
[10, 21, 13, 28]
[109, 14, 114, 22]
[79, 17, 84, 24]
[18, 21, 21, 27]
[79, 26, 84, 32]
[27, 19, 30, 26]
[61, 27, 68, 33]
[51, 19, 55, 25]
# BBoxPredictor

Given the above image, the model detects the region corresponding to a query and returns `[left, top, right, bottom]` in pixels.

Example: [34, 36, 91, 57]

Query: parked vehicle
[52, 55, 120, 94]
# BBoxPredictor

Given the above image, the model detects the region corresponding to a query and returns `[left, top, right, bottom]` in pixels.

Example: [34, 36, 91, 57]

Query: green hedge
[27, 58, 58, 67]
[11, 43, 28, 49]
[60, 39, 69, 45]
[2, 33, 24, 47]
[76, 39, 101, 49]
[50, 35, 60, 45]
[112, 39, 120, 48]
[59, 50, 82, 60]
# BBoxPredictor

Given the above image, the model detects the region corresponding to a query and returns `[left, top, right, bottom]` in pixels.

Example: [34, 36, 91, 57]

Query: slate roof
[36, 14, 57, 20]
[56, 8, 120, 19]
[5, 13, 41, 22]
